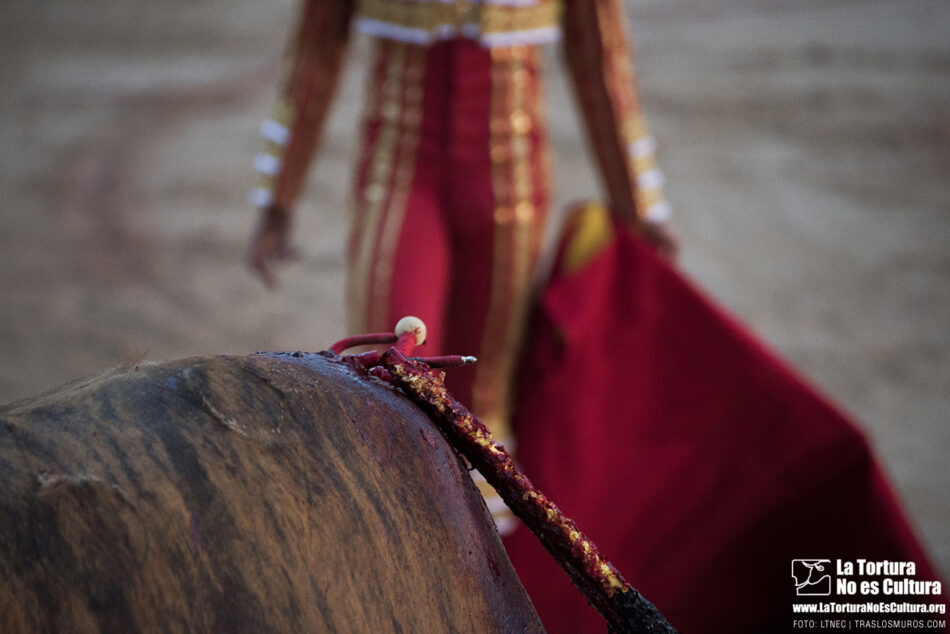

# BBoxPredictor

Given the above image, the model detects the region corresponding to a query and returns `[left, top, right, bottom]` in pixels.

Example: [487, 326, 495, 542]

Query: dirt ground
[2, 0, 948, 581]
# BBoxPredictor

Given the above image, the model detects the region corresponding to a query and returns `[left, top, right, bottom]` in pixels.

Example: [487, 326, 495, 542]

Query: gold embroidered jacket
[251, 0, 670, 226]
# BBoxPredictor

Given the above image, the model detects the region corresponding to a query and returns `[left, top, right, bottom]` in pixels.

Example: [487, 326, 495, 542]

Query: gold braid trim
[349, 42, 409, 334]
[369, 45, 427, 331]
[475, 45, 545, 443]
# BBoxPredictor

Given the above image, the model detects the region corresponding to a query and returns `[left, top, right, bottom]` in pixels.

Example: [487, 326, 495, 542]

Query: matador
[247, 0, 675, 533]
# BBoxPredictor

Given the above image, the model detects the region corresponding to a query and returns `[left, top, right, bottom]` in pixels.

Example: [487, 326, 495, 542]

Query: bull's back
[0, 352, 542, 633]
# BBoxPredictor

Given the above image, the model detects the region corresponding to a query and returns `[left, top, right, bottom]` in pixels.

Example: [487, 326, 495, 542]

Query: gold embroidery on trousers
[350, 42, 408, 334]
[476, 44, 546, 442]
[370, 45, 426, 331]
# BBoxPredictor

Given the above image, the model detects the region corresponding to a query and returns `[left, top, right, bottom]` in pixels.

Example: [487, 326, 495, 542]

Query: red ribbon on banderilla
[329, 316, 677, 634]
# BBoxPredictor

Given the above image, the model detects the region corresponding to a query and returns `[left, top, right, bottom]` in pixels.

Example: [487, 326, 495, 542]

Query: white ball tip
[394, 316, 427, 346]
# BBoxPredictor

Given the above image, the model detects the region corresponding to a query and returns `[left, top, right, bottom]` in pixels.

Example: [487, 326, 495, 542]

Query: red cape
[505, 205, 943, 632]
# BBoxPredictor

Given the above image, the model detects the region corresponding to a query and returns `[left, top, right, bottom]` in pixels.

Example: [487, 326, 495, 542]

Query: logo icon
[791, 559, 832, 596]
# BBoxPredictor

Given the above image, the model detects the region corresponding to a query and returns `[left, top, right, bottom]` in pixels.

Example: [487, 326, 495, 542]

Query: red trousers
[348, 38, 550, 447]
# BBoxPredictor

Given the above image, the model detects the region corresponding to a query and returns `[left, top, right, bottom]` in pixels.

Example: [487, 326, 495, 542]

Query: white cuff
[644, 201, 672, 223]
[248, 187, 274, 208]
[629, 136, 657, 159]
[636, 168, 666, 191]
[254, 153, 281, 176]
[259, 120, 290, 146]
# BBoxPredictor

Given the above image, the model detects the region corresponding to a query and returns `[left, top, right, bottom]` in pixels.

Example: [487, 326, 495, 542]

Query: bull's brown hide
[0, 352, 543, 633]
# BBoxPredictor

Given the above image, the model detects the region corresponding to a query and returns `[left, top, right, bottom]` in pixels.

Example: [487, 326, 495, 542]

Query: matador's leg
[441, 41, 551, 534]
[347, 40, 451, 354]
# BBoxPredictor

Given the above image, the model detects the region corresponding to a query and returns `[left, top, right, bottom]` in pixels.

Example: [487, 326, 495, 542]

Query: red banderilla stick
[331, 317, 676, 633]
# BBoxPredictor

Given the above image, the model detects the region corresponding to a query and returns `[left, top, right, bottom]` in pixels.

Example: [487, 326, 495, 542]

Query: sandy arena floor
[1, 0, 948, 581]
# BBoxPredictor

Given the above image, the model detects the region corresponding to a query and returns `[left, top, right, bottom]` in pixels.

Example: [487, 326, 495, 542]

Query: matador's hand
[638, 220, 679, 260]
[613, 201, 680, 260]
[247, 205, 298, 288]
